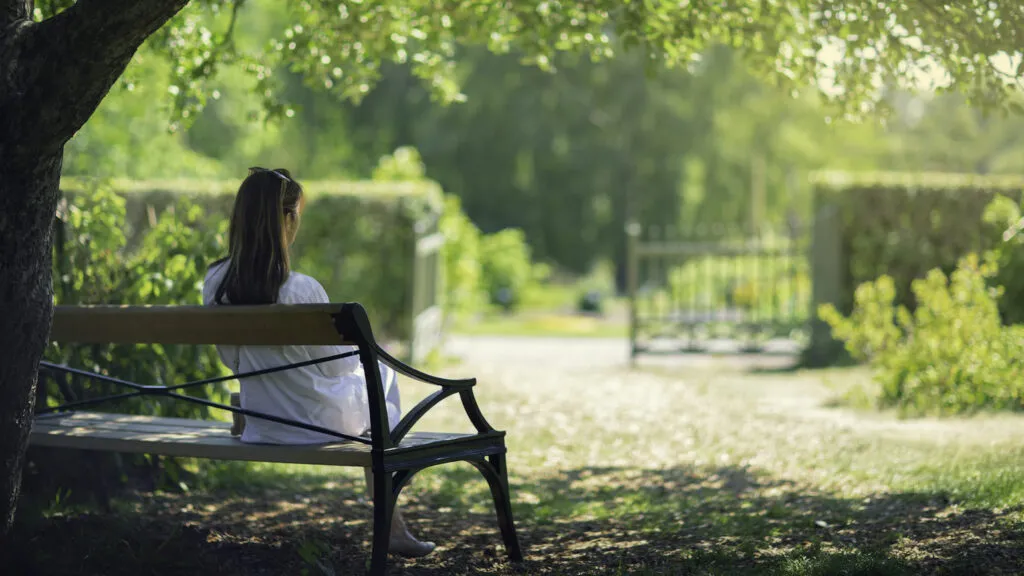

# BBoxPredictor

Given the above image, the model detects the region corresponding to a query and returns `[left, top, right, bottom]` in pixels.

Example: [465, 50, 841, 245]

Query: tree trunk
[0, 149, 62, 534]
[0, 0, 191, 538]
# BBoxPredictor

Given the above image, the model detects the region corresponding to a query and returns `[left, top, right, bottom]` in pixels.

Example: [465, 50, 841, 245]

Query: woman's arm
[216, 345, 240, 373]
[202, 264, 242, 373]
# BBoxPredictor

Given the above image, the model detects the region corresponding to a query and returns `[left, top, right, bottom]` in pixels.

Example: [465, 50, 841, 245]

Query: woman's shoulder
[280, 271, 329, 303]
[284, 270, 322, 289]
[205, 258, 228, 279]
[202, 258, 230, 305]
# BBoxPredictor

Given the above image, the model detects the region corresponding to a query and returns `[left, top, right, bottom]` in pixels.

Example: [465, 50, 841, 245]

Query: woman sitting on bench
[202, 167, 435, 558]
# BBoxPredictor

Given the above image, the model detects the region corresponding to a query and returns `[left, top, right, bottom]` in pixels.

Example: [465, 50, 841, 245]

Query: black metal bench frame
[33, 302, 523, 575]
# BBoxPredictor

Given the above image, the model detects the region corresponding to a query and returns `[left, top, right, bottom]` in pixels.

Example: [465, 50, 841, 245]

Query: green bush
[372, 146, 429, 182]
[371, 147, 486, 322]
[981, 195, 1024, 325]
[439, 194, 485, 316]
[819, 254, 1024, 415]
[479, 228, 550, 312]
[48, 185, 229, 417]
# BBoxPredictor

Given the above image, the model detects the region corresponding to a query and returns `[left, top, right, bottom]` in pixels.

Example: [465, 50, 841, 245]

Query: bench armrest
[376, 344, 498, 444]
[373, 344, 475, 390]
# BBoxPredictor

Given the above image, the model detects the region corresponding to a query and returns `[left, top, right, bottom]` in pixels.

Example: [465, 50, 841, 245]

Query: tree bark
[0, 147, 62, 537]
[0, 0, 189, 537]
[0, 3, 26, 29]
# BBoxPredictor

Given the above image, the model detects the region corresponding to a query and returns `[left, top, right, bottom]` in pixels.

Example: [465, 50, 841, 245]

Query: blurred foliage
[479, 229, 550, 312]
[438, 194, 484, 318]
[49, 1, 1024, 338]
[47, 185, 229, 415]
[813, 172, 1024, 318]
[332, 46, 889, 283]
[60, 177, 443, 340]
[371, 146, 428, 182]
[36, 0, 1024, 121]
[820, 254, 1024, 415]
[30, 184, 230, 506]
[981, 195, 1024, 326]
[370, 146, 553, 317]
[58, 0, 1024, 293]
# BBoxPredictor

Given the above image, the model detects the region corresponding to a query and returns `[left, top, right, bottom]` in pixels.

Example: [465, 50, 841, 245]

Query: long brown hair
[213, 167, 303, 305]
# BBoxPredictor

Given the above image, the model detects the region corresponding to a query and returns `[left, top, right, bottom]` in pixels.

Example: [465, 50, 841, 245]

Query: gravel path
[446, 334, 1024, 450]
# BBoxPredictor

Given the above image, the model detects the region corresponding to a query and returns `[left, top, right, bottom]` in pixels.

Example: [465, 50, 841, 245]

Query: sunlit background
[17, 0, 1024, 574]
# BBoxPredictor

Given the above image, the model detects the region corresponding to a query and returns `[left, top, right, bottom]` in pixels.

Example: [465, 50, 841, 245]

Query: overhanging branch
[8, 0, 189, 153]
[1, 0, 31, 28]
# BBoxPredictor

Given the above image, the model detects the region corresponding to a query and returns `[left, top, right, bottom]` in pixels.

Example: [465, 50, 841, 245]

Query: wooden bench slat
[31, 412, 469, 467]
[33, 418, 234, 437]
[35, 412, 232, 430]
[50, 304, 355, 345]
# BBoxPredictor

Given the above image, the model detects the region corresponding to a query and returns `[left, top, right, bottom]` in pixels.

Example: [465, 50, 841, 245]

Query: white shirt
[203, 261, 401, 444]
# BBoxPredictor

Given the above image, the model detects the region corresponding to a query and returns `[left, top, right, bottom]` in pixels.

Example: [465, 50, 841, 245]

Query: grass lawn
[9, 337, 1024, 575]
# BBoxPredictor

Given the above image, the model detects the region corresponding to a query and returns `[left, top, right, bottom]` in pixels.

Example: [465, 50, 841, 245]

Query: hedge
[59, 177, 444, 340]
[807, 171, 1024, 363]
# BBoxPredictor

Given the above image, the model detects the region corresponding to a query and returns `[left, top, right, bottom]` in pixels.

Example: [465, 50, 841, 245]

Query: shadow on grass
[7, 461, 1024, 575]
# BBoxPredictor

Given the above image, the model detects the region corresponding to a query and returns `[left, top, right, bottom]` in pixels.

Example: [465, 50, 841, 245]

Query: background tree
[1, 0, 1022, 537]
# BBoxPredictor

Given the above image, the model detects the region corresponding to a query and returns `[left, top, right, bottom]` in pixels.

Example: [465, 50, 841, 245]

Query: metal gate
[626, 222, 810, 358]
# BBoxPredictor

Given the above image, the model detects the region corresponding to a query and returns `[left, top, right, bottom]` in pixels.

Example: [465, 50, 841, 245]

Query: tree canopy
[58, 1, 1024, 279]
[2, 0, 1022, 537]
[35, 0, 1024, 128]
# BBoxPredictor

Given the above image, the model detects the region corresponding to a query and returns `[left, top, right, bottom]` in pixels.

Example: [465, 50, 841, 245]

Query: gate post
[407, 213, 445, 365]
[407, 216, 425, 365]
[626, 221, 642, 365]
[807, 188, 844, 366]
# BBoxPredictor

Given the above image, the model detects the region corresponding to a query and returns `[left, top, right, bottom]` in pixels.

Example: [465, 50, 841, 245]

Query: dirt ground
[7, 336, 1024, 575]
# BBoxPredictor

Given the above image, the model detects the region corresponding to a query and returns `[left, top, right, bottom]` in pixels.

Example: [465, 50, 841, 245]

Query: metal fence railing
[627, 222, 810, 358]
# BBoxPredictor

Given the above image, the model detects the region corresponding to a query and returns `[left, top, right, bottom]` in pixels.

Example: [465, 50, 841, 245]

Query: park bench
[30, 302, 523, 575]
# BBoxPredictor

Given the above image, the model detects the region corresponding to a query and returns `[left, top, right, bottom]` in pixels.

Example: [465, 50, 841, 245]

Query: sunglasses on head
[248, 166, 292, 183]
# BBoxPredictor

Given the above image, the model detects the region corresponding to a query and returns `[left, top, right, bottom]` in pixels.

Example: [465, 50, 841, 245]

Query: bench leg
[473, 453, 524, 563]
[369, 470, 394, 576]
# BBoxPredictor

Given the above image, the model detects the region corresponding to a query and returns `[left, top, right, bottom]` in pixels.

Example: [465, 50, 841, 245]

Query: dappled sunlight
[10, 336, 1024, 574]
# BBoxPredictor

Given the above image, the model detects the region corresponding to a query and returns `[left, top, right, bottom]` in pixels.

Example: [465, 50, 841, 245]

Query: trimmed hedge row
[59, 178, 443, 340]
[807, 171, 1024, 364]
[812, 171, 1024, 315]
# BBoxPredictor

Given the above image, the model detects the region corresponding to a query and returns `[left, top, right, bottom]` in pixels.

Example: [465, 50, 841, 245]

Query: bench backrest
[50, 304, 356, 345]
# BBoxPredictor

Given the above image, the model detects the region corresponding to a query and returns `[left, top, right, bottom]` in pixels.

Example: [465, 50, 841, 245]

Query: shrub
[48, 185, 229, 417]
[479, 228, 550, 312]
[981, 194, 1024, 325]
[819, 254, 1024, 415]
[439, 194, 485, 317]
[372, 146, 428, 182]
[372, 147, 487, 319]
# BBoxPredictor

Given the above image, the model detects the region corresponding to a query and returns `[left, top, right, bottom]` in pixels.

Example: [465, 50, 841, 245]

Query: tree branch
[0, 0, 31, 28]
[8, 0, 189, 154]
